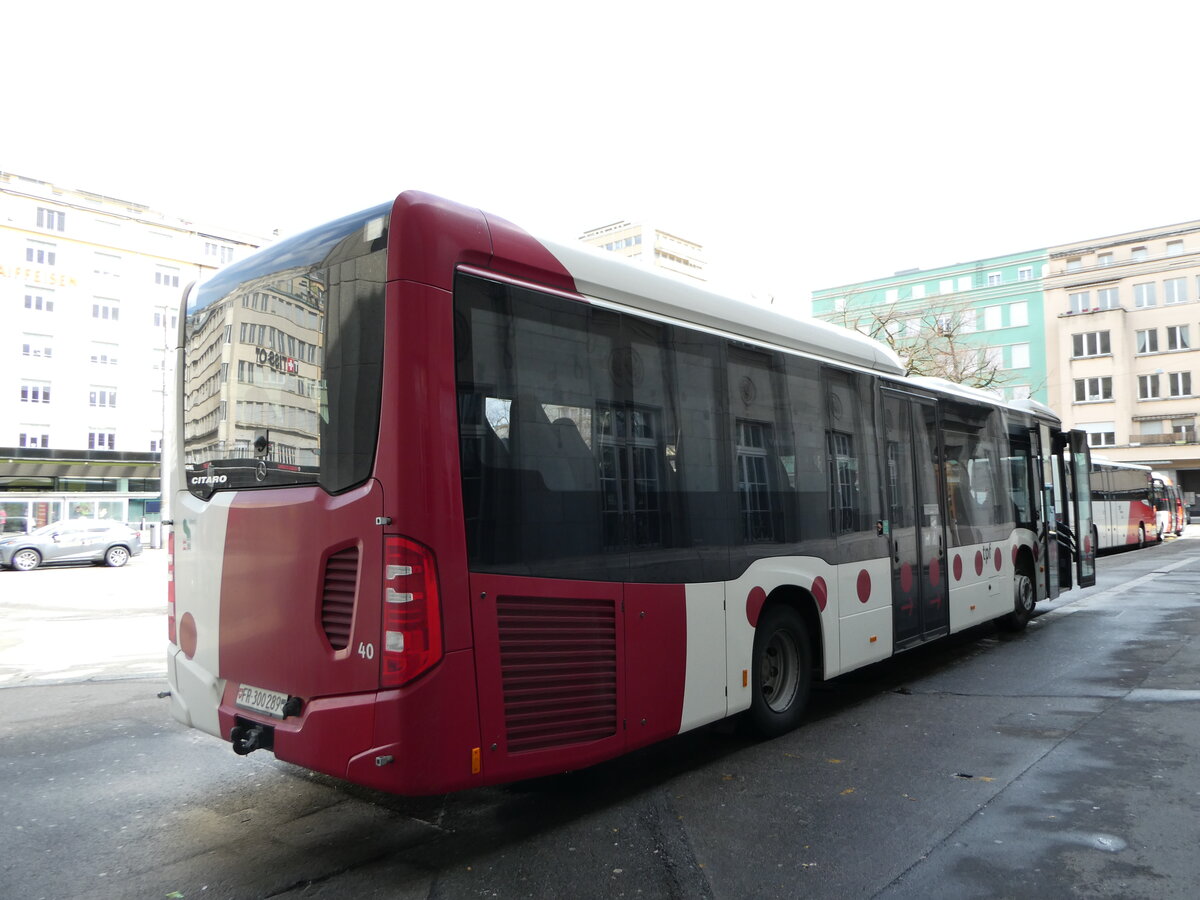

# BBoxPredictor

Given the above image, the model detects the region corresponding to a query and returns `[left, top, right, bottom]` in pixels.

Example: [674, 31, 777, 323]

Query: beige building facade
[1, 171, 266, 530]
[1046, 220, 1200, 500]
[579, 220, 706, 281]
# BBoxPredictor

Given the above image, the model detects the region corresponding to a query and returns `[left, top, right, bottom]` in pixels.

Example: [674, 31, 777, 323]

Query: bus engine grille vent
[320, 547, 359, 650]
[496, 595, 618, 753]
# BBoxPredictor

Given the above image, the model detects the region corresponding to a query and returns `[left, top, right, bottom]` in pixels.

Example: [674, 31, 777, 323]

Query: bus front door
[884, 392, 950, 649]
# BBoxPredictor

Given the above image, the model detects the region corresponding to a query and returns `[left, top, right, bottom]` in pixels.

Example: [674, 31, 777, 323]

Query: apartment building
[811, 249, 1050, 404]
[1046, 220, 1200, 496]
[1, 171, 265, 530]
[580, 220, 706, 281]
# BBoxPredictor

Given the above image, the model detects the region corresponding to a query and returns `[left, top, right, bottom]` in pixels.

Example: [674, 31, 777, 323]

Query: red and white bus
[1151, 470, 1185, 537]
[165, 191, 1096, 795]
[1089, 457, 1158, 550]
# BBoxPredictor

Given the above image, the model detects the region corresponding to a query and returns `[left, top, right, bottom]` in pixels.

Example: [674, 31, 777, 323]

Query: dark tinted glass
[182, 205, 388, 499]
[454, 272, 885, 583]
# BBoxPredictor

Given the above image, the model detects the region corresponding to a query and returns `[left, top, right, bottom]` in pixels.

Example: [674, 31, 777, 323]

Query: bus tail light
[381, 536, 443, 687]
[167, 528, 177, 644]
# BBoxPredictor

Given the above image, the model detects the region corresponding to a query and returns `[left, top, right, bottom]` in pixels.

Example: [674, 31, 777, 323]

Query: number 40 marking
[357, 642, 375, 660]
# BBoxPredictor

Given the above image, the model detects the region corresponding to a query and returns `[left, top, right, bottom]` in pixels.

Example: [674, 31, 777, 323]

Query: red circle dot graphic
[900, 563, 913, 593]
[929, 558, 941, 587]
[812, 576, 828, 612]
[953, 554, 963, 581]
[856, 569, 872, 603]
[746, 586, 767, 628]
[974, 551, 984, 576]
[180, 611, 198, 660]
[994, 547, 1003, 571]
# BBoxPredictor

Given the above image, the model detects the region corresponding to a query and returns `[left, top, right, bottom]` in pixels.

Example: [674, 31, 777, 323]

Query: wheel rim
[1015, 574, 1033, 613]
[108, 547, 129, 566]
[760, 628, 800, 712]
[13, 550, 39, 571]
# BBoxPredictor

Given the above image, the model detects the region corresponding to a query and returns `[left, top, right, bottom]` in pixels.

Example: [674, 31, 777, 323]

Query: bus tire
[999, 567, 1035, 632]
[748, 603, 812, 738]
[1137, 524, 1146, 550]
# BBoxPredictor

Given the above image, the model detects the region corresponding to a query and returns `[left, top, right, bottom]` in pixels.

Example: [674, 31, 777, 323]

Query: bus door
[883, 391, 949, 648]
[1051, 428, 1097, 590]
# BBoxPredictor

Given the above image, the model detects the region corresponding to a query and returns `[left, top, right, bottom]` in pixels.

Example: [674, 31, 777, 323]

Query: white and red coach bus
[1151, 470, 1185, 538]
[1089, 458, 1157, 550]
[165, 191, 1096, 795]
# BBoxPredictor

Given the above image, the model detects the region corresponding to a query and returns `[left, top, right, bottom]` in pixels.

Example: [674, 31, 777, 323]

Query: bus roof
[541, 238, 908, 377]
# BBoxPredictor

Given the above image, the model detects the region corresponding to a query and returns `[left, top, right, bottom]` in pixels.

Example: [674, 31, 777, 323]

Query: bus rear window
[182, 205, 389, 499]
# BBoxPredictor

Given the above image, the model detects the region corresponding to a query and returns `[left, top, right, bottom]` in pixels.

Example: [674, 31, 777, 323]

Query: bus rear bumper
[167, 644, 226, 739]
[216, 648, 482, 796]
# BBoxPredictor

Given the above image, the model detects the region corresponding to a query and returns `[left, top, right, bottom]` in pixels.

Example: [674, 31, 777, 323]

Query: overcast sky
[7, 1, 1199, 315]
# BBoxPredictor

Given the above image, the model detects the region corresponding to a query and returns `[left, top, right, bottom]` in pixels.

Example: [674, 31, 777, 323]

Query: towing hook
[231, 723, 268, 756]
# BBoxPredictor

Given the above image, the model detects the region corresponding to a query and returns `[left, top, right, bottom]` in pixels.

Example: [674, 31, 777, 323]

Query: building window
[1169, 372, 1192, 397]
[1097, 287, 1120, 309]
[736, 421, 776, 542]
[93, 252, 121, 279]
[155, 267, 181, 288]
[1069, 291, 1092, 313]
[21, 333, 54, 358]
[1072, 331, 1111, 358]
[1134, 283, 1158, 308]
[987, 272, 1002, 286]
[912, 284, 926, 300]
[20, 382, 51, 404]
[25, 243, 56, 265]
[957, 276, 971, 291]
[1010, 301, 1028, 326]
[36, 208, 66, 231]
[1136, 329, 1159, 353]
[940, 279, 955, 293]
[1008, 343, 1031, 369]
[1066, 258, 1082, 272]
[88, 431, 116, 450]
[828, 431, 859, 535]
[1097, 252, 1114, 267]
[204, 242, 236, 264]
[90, 343, 119, 365]
[93, 300, 120, 321]
[1081, 422, 1116, 447]
[983, 305, 1002, 329]
[1075, 377, 1112, 402]
[1165, 277, 1188, 304]
[23, 293, 55, 312]
[885, 289, 899, 304]
[89, 388, 118, 408]
[18, 430, 50, 449]
[1017, 267, 1033, 281]
[1132, 246, 1148, 262]
[1167, 240, 1184, 257]
[1168, 325, 1191, 351]
[1138, 374, 1161, 399]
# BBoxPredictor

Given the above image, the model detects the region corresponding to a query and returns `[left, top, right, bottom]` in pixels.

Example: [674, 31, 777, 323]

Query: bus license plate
[235, 684, 289, 718]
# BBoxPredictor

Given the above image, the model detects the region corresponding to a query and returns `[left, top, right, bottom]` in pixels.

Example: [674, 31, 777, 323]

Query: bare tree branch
[828, 293, 1012, 390]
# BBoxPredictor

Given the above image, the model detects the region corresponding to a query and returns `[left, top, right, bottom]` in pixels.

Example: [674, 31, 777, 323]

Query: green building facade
[811, 249, 1050, 404]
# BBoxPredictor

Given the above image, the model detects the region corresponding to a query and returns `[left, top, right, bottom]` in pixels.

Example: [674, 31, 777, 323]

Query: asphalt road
[2, 538, 1200, 899]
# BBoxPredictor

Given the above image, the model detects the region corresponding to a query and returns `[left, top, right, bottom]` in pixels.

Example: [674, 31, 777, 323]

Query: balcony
[1133, 431, 1198, 445]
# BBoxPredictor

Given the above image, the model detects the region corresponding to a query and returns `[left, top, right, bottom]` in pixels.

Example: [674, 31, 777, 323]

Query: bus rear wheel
[748, 604, 812, 738]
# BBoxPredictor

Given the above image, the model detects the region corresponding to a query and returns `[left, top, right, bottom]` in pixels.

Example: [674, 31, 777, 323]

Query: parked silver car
[0, 521, 144, 571]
